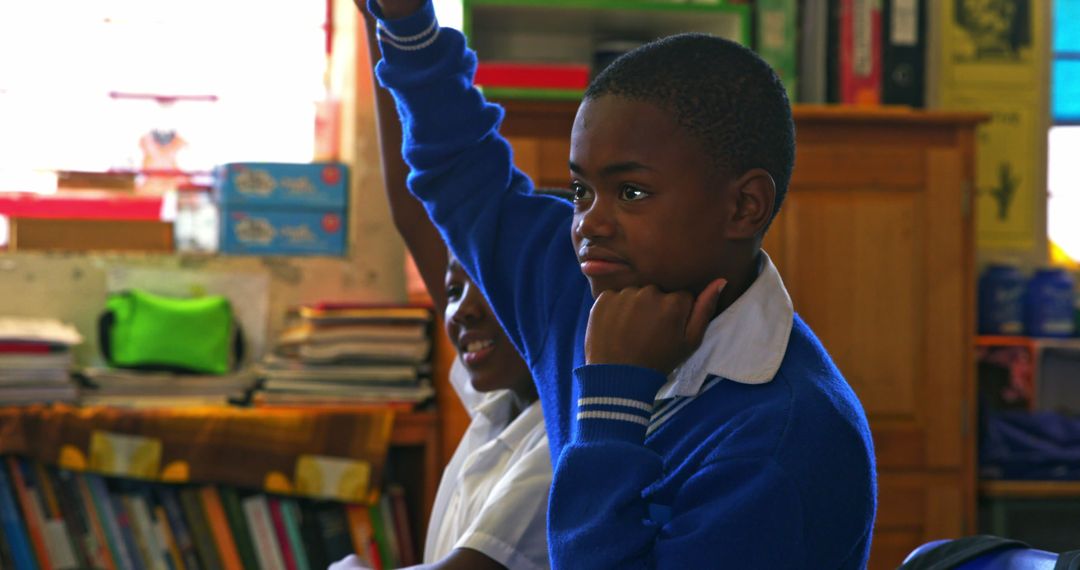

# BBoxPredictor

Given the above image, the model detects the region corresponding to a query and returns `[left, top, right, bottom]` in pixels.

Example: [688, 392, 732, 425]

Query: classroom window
[1049, 0, 1080, 264]
[0, 1, 330, 246]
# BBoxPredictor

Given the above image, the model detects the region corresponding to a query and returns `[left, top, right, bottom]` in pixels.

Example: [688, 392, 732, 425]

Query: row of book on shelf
[0, 302, 438, 410]
[471, 0, 930, 108]
[0, 455, 416, 570]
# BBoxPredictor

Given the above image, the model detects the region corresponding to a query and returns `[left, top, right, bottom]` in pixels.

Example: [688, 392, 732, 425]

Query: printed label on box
[221, 209, 346, 256]
[217, 162, 348, 209]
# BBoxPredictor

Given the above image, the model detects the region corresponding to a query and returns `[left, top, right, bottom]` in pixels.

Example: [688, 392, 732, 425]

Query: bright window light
[1048, 126, 1080, 262]
[0, 1, 328, 190]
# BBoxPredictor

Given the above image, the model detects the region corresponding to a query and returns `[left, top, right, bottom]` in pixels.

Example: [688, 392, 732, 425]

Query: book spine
[799, 0, 831, 103]
[0, 464, 39, 570]
[178, 489, 222, 570]
[124, 493, 168, 570]
[110, 490, 148, 570]
[881, 0, 926, 106]
[0, 509, 17, 569]
[755, 0, 799, 100]
[6, 457, 52, 570]
[387, 485, 416, 566]
[216, 487, 259, 570]
[87, 475, 137, 570]
[316, 504, 354, 565]
[268, 498, 298, 570]
[343, 504, 378, 570]
[367, 502, 396, 570]
[33, 464, 82, 568]
[197, 487, 243, 570]
[839, 0, 883, 104]
[154, 505, 185, 570]
[297, 501, 329, 570]
[378, 494, 401, 568]
[278, 499, 311, 570]
[241, 495, 286, 570]
[74, 473, 117, 570]
[156, 488, 200, 570]
[45, 469, 92, 569]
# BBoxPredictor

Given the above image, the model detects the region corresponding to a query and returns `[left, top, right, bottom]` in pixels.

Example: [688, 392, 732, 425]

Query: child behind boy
[329, 12, 552, 570]
[366, 0, 877, 567]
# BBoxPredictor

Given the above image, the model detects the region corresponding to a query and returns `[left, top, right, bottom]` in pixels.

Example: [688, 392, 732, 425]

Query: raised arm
[362, 8, 447, 312]
[363, 0, 583, 364]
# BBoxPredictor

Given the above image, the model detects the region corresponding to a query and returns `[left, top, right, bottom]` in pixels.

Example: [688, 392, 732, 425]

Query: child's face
[444, 256, 533, 395]
[569, 95, 736, 298]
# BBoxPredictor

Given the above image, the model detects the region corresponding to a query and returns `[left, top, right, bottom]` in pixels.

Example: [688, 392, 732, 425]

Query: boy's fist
[584, 279, 727, 375]
[369, 0, 425, 19]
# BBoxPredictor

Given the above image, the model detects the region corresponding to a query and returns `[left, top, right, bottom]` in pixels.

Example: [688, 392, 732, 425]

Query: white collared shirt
[425, 360, 551, 570]
[656, 251, 795, 399]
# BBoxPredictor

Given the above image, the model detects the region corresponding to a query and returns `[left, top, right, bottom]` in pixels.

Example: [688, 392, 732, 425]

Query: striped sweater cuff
[367, 0, 440, 52]
[573, 364, 666, 444]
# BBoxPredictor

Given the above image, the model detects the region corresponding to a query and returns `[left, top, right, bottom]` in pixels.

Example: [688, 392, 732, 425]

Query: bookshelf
[0, 404, 440, 568]
[462, 0, 751, 101]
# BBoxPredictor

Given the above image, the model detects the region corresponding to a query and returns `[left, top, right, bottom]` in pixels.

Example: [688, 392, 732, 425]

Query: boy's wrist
[571, 364, 666, 443]
[374, 0, 426, 20]
[367, 0, 435, 32]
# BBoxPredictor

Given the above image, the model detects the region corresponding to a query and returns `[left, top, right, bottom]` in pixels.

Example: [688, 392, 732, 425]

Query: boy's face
[569, 95, 736, 298]
[444, 256, 533, 395]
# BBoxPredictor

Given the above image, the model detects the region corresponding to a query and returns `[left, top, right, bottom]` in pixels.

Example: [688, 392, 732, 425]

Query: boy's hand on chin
[585, 278, 727, 375]
[369, 0, 426, 19]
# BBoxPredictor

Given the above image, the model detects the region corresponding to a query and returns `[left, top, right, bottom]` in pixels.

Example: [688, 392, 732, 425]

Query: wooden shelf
[980, 480, 1080, 499]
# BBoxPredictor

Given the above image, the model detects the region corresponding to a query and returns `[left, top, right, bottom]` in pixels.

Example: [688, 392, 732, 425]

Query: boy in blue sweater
[365, 0, 877, 567]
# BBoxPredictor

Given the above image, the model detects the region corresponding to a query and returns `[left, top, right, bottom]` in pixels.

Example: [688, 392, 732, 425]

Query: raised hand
[584, 278, 727, 375]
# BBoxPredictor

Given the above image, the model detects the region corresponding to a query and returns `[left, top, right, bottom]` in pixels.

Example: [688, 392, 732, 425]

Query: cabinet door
[765, 143, 971, 471]
[870, 473, 967, 568]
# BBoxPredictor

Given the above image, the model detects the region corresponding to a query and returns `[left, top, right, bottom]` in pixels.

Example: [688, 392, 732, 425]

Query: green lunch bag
[99, 289, 245, 375]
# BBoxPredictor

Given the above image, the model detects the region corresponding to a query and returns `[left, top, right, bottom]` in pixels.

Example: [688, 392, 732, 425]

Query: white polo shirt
[424, 359, 551, 570]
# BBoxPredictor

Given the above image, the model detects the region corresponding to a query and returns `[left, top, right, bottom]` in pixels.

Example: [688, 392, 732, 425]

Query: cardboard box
[10, 218, 174, 252]
[219, 209, 345, 256]
[215, 162, 348, 209]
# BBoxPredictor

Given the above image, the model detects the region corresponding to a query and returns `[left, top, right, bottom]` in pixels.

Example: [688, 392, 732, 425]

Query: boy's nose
[575, 203, 616, 240]
[450, 286, 485, 325]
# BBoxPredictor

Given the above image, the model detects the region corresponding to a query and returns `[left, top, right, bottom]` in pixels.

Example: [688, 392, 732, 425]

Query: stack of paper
[77, 368, 259, 408]
[0, 317, 82, 405]
[257, 303, 435, 406]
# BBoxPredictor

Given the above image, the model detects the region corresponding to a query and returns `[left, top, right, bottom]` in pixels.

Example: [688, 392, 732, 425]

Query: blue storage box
[215, 162, 348, 209]
[220, 209, 345, 256]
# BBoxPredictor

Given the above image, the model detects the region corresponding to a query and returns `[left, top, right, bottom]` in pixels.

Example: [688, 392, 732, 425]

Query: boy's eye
[570, 181, 591, 203]
[619, 184, 649, 201]
[446, 284, 463, 300]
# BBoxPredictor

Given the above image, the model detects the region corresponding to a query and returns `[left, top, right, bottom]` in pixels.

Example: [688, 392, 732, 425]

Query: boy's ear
[725, 168, 776, 239]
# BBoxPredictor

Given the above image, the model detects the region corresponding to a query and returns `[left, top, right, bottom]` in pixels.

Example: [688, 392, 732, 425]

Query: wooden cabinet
[499, 100, 986, 569]
[768, 108, 983, 569]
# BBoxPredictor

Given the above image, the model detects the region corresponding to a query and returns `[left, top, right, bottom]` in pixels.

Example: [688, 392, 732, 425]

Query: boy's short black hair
[584, 33, 795, 226]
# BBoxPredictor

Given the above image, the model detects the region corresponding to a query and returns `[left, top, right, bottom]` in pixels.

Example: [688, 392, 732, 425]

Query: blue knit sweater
[371, 3, 876, 568]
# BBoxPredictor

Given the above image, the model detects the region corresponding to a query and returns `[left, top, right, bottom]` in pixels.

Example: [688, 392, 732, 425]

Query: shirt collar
[656, 251, 794, 399]
[473, 386, 544, 452]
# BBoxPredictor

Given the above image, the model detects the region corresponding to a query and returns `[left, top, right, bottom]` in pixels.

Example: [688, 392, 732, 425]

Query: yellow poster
[940, 0, 1045, 88]
[935, 0, 1049, 252]
[943, 92, 1040, 250]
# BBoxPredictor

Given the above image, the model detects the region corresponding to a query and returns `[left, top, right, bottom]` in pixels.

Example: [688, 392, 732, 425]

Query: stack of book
[76, 368, 258, 409]
[257, 303, 435, 407]
[0, 455, 416, 570]
[0, 317, 82, 406]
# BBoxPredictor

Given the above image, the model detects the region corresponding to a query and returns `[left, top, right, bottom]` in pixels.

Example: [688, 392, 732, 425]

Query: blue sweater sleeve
[550, 365, 807, 569]
[369, 0, 581, 363]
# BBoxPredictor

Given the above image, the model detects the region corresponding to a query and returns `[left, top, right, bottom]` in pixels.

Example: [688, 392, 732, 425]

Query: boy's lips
[458, 333, 496, 366]
[578, 247, 629, 277]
